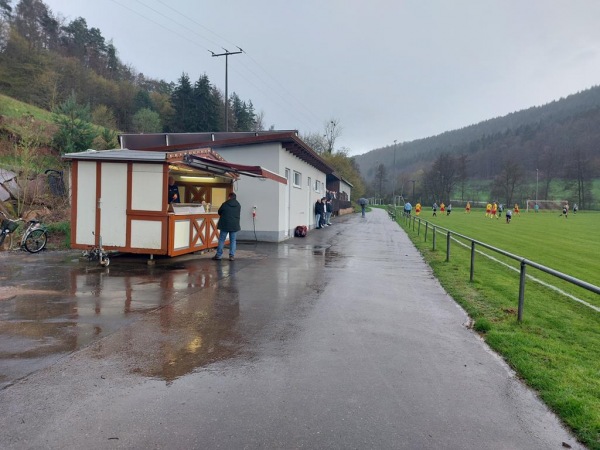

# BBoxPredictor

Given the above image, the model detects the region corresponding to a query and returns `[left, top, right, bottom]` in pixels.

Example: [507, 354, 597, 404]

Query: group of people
[430, 202, 452, 216]
[315, 197, 334, 228]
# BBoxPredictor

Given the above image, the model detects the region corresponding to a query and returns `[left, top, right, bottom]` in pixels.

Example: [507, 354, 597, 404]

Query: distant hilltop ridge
[356, 84, 600, 181]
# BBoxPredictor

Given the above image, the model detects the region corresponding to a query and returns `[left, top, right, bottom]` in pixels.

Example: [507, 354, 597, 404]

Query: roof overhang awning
[183, 155, 287, 184]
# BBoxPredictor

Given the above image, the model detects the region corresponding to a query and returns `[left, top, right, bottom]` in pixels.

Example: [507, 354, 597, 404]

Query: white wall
[340, 180, 352, 201]
[100, 162, 127, 247]
[75, 161, 96, 246]
[216, 143, 327, 241]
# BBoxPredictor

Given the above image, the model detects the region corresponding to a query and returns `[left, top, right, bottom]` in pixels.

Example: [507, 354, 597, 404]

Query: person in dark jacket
[212, 192, 241, 261]
[315, 198, 325, 229]
[168, 176, 180, 204]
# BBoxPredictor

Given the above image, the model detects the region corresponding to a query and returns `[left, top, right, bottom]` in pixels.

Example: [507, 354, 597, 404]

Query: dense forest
[355, 86, 600, 209]
[0, 0, 259, 137]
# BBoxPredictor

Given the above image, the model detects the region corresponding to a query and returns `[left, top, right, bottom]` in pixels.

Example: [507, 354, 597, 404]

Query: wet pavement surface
[0, 209, 584, 449]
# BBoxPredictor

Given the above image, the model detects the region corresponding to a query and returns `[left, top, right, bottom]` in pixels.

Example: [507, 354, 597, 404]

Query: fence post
[417, 219, 421, 236]
[425, 222, 428, 242]
[446, 231, 451, 262]
[433, 226, 436, 250]
[518, 260, 527, 322]
[470, 241, 475, 282]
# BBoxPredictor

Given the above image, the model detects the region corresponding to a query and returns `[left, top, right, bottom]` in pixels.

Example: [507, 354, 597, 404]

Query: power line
[134, 0, 222, 51]
[107, 0, 212, 54]
[145, 0, 323, 128]
[108, 0, 325, 134]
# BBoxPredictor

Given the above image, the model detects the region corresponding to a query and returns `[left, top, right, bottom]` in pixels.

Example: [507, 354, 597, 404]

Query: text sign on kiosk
[172, 203, 206, 215]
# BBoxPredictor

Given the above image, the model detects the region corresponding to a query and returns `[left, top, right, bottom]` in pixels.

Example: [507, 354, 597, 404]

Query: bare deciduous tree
[324, 118, 342, 154]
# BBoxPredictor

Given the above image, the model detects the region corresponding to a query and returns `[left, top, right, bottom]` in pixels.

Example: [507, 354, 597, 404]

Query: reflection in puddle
[0, 256, 238, 388]
[0, 245, 331, 388]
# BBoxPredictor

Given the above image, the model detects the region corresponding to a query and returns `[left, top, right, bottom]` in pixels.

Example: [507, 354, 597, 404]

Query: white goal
[526, 199, 568, 212]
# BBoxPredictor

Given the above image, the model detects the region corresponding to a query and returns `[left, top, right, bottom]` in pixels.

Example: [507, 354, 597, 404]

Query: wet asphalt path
[0, 209, 583, 449]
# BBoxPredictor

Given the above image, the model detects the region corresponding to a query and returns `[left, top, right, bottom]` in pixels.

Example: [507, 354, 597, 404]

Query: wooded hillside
[355, 85, 600, 208]
[0, 0, 260, 136]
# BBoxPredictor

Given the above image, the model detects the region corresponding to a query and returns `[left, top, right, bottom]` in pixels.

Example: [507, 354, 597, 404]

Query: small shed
[62, 147, 285, 257]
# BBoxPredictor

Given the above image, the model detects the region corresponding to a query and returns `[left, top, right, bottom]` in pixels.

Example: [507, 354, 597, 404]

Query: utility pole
[211, 48, 242, 132]
[393, 140, 397, 207]
[536, 168, 539, 203]
[410, 179, 416, 201]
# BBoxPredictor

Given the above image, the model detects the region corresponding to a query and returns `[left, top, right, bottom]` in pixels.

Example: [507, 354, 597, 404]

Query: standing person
[405, 201, 412, 215]
[573, 203, 578, 214]
[212, 192, 241, 261]
[358, 198, 367, 218]
[447, 203, 452, 216]
[315, 198, 325, 228]
[514, 203, 520, 215]
[559, 203, 568, 218]
[168, 176, 180, 204]
[491, 202, 497, 219]
[432, 202, 438, 217]
[485, 202, 492, 218]
[440, 202, 446, 215]
[505, 208, 512, 224]
[325, 198, 333, 225]
[415, 202, 422, 216]
[465, 201, 471, 213]
[534, 202, 539, 213]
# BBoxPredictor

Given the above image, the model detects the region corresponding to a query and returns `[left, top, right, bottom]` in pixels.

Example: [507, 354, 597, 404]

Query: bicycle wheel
[23, 229, 47, 253]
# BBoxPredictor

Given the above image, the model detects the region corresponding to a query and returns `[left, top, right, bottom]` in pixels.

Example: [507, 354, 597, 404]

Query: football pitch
[395, 207, 600, 449]
[417, 207, 599, 288]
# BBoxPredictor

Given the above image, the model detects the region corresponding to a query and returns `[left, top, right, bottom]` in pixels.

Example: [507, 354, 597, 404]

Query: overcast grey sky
[42, 0, 600, 156]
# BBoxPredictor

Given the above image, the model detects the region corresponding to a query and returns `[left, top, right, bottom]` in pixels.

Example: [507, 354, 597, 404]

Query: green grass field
[393, 207, 600, 449]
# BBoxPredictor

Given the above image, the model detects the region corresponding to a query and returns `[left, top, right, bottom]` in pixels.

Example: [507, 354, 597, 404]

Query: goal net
[526, 200, 568, 212]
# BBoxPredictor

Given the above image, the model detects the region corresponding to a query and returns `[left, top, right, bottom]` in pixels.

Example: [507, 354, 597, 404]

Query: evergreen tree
[193, 73, 213, 131]
[52, 91, 96, 154]
[133, 89, 153, 112]
[170, 73, 195, 132]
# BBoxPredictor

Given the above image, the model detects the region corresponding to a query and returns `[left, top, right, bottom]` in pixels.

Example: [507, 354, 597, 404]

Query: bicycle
[0, 211, 48, 253]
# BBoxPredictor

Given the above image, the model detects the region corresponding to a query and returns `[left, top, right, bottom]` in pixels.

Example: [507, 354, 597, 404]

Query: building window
[315, 180, 321, 192]
[293, 171, 302, 188]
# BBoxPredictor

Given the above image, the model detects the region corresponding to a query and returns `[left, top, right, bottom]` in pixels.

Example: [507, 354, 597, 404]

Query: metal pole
[470, 241, 475, 282]
[433, 226, 436, 251]
[211, 49, 242, 132]
[446, 231, 451, 262]
[536, 169, 538, 203]
[518, 260, 527, 322]
[393, 140, 397, 207]
[225, 54, 229, 131]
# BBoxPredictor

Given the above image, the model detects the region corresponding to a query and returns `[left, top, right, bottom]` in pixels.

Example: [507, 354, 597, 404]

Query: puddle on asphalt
[0, 254, 235, 389]
[0, 245, 336, 388]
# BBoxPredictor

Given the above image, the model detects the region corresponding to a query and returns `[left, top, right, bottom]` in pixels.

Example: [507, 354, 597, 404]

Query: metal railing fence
[394, 209, 600, 322]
